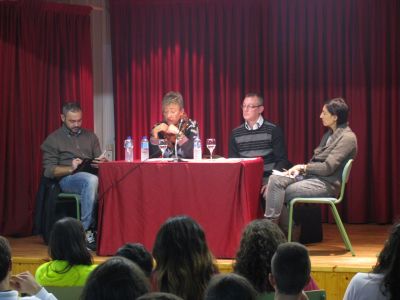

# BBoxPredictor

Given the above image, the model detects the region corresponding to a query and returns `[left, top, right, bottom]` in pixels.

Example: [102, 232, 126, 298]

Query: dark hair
[373, 223, 400, 300]
[0, 236, 12, 282]
[81, 256, 150, 300]
[324, 97, 349, 126]
[137, 292, 184, 300]
[244, 93, 264, 105]
[234, 219, 286, 293]
[62, 102, 81, 116]
[115, 243, 153, 277]
[48, 217, 92, 273]
[162, 91, 184, 110]
[204, 273, 257, 300]
[271, 242, 311, 295]
[153, 215, 218, 300]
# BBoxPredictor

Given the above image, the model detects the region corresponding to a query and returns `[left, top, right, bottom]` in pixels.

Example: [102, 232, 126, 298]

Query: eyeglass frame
[241, 104, 263, 110]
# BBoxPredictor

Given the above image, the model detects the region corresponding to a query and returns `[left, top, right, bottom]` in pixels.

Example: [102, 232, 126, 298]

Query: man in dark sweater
[229, 93, 290, 188]
[41, 102, 105, 250]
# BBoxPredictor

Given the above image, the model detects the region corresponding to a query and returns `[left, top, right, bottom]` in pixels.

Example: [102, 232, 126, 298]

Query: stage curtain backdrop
[110, 0, 400, 224]
[0, 0, 93, 235]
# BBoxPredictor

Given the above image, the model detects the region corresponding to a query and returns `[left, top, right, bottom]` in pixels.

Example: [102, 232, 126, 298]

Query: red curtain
[0, 1, 93, 235]
[110, 0, 400, 224]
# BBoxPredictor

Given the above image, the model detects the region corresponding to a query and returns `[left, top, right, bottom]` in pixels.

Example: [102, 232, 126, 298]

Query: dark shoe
[86, 230, 97, 251]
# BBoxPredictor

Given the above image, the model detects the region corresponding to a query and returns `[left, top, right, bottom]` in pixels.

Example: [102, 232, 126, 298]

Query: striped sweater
[229, 120, 289, 177]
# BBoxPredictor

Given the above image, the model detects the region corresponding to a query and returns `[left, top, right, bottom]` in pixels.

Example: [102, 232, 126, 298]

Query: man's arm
[41, 136, 63, 178]
[228, 133, 240, 158]
[271, 126, 290, 170]
[41, 135, 82, 178]
[52, 158, 82, 177]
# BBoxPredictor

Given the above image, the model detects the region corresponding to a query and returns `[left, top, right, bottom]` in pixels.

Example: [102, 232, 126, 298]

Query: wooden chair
[287, 159, 355, 256]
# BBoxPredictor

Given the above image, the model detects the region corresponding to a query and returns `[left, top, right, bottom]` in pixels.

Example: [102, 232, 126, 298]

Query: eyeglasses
[241, 104, 262, 110]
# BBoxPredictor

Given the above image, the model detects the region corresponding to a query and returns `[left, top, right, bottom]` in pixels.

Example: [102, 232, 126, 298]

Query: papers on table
[146, 157, 259, 163]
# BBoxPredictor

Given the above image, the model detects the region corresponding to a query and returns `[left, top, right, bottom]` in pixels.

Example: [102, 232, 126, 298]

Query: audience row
[2, 216, 399, 299]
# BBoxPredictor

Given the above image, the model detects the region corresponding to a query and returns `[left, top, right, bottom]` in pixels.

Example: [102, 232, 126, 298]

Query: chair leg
[288, 203, 295, 242]
[329, 203, 355, 256]
[74, 197, 81, 220]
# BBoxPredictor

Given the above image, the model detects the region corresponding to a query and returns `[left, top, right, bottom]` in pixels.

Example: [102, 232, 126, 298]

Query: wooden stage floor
[7, 223, 390, 300]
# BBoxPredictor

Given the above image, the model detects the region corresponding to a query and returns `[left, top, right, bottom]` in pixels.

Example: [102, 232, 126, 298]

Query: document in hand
[272, 169, 295, 178]
[73, 159, 98, 175]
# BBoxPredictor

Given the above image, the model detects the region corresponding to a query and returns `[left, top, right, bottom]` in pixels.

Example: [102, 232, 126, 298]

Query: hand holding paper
[272, 169, 295, 178]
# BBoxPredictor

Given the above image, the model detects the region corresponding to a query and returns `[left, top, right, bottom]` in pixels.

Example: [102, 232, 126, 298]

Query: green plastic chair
[57, 193, 81, 220]
[44, 286, 83, 300]
[257, 290, 326, 300]
[288, 159, 355, 256]
[305, 289, 327, 300]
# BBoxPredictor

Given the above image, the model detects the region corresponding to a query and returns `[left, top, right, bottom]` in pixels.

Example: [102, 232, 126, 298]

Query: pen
[98, 150, 107, 158]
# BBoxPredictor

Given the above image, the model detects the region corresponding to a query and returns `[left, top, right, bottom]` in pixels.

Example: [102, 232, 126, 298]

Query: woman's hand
[167, 124, 180, 135]
[288, 164, 302, 176]
[288, 164, 307, 176]
[152, 123, 169, 138]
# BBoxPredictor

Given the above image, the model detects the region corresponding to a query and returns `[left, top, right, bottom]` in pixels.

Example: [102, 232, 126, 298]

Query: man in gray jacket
[41, 102, 105, 250]
[264, 98, 357, 223]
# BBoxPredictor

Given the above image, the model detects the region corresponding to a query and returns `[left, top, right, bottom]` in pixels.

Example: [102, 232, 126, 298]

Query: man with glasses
[229, 93, 289, 188]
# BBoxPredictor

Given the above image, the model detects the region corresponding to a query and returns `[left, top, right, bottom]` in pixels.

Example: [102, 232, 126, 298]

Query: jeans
[59, 172, 98, 230]
[263, 175, 335, 219]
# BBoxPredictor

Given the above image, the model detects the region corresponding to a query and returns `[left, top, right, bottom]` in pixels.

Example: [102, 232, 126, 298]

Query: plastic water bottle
[140, 136, 149, 161]
[124, 136, 134, 162]
[193, 136, 202, 160]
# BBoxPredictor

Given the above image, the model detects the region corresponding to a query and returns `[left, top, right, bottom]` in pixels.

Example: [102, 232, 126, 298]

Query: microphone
[173, 119, 184, 162]
[177, 118, 184, 131]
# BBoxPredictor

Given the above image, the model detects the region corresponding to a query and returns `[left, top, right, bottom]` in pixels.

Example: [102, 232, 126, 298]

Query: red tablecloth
[97, 158, 264, 258]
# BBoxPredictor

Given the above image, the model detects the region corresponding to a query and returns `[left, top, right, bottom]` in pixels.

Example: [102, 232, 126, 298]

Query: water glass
[206, 138, 216, 159]
[158, 139, 168, 158]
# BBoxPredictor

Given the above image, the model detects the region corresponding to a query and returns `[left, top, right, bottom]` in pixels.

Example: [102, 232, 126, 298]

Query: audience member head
[269, 242, 311, 296]
[204, 273, 257, 300]
[153, 215, 218, 300]
[115, 243, 153, 277]
[48, 217, 92, 270]
[81, 256, 149, 300]
[324, 97, 349, 126]
[137, 292, 184, 300]
[234, 219, 286, 293]
[0, 236, 12, 285]
[373, 222, 400, 299]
